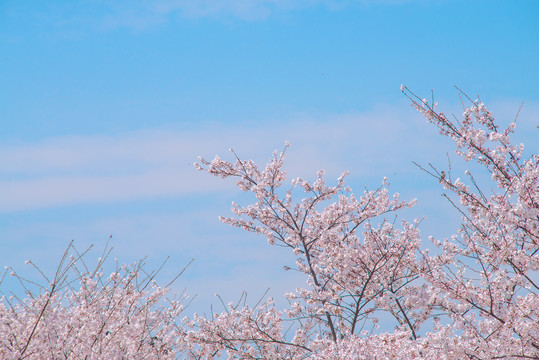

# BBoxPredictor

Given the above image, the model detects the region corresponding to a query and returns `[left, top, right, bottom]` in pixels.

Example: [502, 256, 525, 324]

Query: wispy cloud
[8, 0, 411, 34]
[98, 0, 413, 28]
[1, 98, 535, 213]
[0, 106, 426, 212]
[152, 0, 335, 21]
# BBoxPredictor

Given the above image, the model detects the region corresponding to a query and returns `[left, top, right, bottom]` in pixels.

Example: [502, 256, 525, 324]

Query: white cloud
[1, 98, 535, 213]
[54, 0, 413, 31]
[98, 0, 340, 26]
[0, 105, 424, 212]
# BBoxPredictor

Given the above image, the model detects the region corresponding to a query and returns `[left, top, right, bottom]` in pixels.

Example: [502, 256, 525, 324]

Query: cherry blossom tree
[0, 241, 191, 359]
[403, 87, 538, 359]
[189, 89, 538, 359]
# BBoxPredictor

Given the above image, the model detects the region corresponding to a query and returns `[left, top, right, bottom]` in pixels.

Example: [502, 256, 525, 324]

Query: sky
[1, 0, 538, 315]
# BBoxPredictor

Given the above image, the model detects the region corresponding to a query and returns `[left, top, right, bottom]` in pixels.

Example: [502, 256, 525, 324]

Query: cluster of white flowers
[190, 90, 538, 358]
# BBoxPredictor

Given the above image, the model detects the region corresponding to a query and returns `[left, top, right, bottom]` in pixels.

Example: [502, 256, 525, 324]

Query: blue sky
[1, 0, 538, 314]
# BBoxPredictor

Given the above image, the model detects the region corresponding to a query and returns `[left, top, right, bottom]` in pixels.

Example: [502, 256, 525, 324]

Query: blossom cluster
[190, 89, 538, 359]
[0, 243, 188, 359]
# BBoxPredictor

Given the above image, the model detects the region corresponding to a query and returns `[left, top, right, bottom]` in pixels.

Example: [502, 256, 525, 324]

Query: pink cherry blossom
[189, 88, 538, 358]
